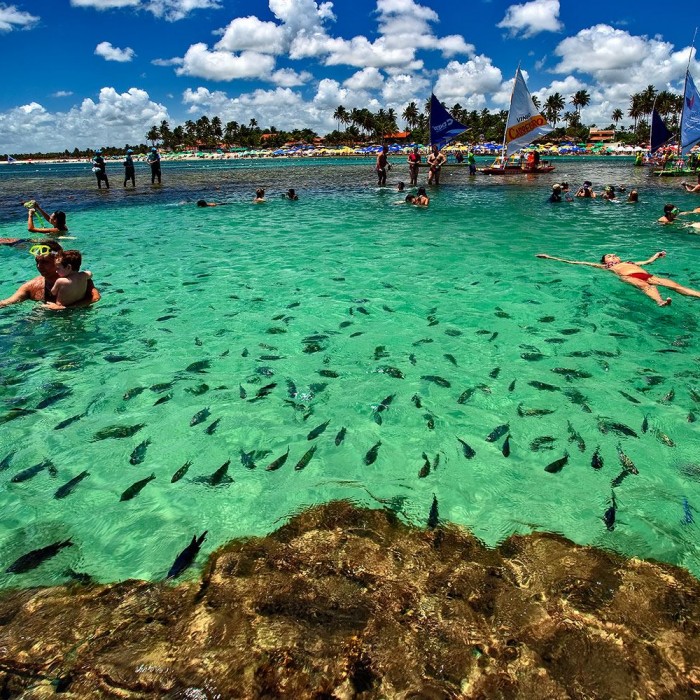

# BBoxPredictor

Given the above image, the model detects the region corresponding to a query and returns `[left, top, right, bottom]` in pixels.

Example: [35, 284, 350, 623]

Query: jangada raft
[481, 67, 555, 175]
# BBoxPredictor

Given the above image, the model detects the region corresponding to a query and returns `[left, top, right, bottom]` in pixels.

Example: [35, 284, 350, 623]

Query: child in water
[51, 250, 92, 308]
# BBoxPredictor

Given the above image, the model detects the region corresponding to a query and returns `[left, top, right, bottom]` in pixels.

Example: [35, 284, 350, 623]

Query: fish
[689, 387, 700, 403]
[373, 394, 395, 424]
[129, 439, 151, 465]
[567, 421, 586, 452]
[36, 389, 73, 410]
[364, 441, 382, 465]
[444, 353, 458, 366]
[611, 469, 633, 488]
[476, 330, 491, 336]
[489, 367, 501, 379]
[427, 494, 439, 529]
[544, 452, 569, 474]
[603, 492, 617, 531]
[517, 404, 554, 417]
[166, 531, 207, 579]
[411, 393, 423, 408]
[185, 359, 211, 374]
[157, 314, 176, 321]
[591, 448, 604, 470]
[508, 380, 516, 392]
[445, 328, 462, 337]
[598, 420, 638, 438]
[457, 388, 476, 404]
[286, 379, 297, 398]
[205, 418, 221, 435]
[376, 366, 405, 379]
[104, 354, 133, 363]
[539, 316, 555, 323]
[563, 388, 592, 413]
[265, 448, 290, 472]
[63, 568, 94, 586]
[6, 539, 73, 574]
[11, 459, 57, 483]
[421, 375, 451, 388]
[0, 451, 15, 472]
[307, 419, 330, 440]
[457, 437, 476, 459]
[559, 328, 581, 335]
[502, 434, 511, 458]
[494, 308, 511, 319]
[171, 461, 192, 483]
[150, 382, 174, 393]
[294, 445, 317, 471]
[530, 436, 556, 451]
[661, 388, 675, 403]
[154, 393, 173, 406]
[0, 407, 35, 424]
[185, 383, 209, 396]
[123, 387, 146, 400]
[486, 423, 509, 442]
[652, 428, 675, 447]
[520, 353, 545, 362]
[412, 338, 434, 346]
[52, 412, 84, 430]
[252, 382, 277, 400]
[190, 408, 210, 427]
[287, 301, 301, 309]
[551, 368, 592, 380]
[120, 473, 156, 501]
[424, 413, 435, 430]
[349, 332, 363, 338]
[241, 348, 249, 357]
[339, 320, 353, 328]
[256, 366, 275, 377]
[488, 332, 499, 342]
[382, 305, 395, 313]
[259, 355, 285, 361]
[418, 452, 431, 478]
[641, 415, 649, 433]
[409, 354, 417, 365]
[544, 338, 566, 344]
[357, 307, 370, 315]
[529, 381, 560, 392]
[92, 423, 146, 442]
[616, 445, 639, 474]
[374, 346, 389, 360]
[239, 385, 247, 400]
[619, 391, 641, 405]
[335, 427, 347, 446]
[54, 470, 90, 499]
[682, 497, 694, 525]
[207, 460, 232, 486]
[688, 412, 696, 423]
[240, 449, 270, 470]
[195, 337, 203, 347]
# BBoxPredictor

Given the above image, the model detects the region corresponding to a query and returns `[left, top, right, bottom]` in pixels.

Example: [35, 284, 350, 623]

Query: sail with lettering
[429, 94, 468, 150]
[680, 70, 700, 155]
[503, 67, 553, 156]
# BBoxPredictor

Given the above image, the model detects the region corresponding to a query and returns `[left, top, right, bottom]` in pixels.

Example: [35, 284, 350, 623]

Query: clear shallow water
[0, 157, 699, 588]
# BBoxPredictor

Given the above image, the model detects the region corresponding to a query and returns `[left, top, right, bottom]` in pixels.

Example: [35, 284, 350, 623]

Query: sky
[0, 0, 698, 153]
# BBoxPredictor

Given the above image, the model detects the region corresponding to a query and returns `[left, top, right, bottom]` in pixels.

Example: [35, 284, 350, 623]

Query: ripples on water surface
[0, 157, 699, 588]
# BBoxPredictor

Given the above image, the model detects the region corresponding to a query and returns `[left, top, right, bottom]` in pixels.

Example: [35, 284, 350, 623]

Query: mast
[501, 64, 520, 165]
[679, 28, 697, 151]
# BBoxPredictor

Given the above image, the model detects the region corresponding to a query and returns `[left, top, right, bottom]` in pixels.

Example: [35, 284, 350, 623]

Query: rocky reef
[1, 501, 699, 698]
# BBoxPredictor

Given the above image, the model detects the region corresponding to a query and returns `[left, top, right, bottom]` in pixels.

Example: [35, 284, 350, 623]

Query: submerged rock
[1, 501, 699, 698]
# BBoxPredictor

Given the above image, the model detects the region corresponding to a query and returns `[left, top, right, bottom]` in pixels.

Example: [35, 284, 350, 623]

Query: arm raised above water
[536, 254, 604, 268]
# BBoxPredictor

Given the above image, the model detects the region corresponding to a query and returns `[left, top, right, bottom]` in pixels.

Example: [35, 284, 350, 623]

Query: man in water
[681, 175, 700, 193]
[147, 147, 161, 184]
[536, 250, 700, 307]
[0, 247, 100, 309]
[376, 145, 389, 187]
[658, 204, 680, 224]
[91, 149, 109, 189]
[123, 149, 136, 188]
[427, 144, 446, 185]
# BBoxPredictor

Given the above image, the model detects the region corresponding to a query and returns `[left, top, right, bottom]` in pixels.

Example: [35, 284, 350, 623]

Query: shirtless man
[427, 145, 446, 185]
[536, 250, 700, 307]
[376, 145, 389, 187]
[0, 249, 100, 309]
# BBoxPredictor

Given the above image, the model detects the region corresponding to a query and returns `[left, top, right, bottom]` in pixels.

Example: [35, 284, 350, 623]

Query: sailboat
[482, 67, 555, 174]
[6, 155, 16, 164]
[424, 93, 468, 165]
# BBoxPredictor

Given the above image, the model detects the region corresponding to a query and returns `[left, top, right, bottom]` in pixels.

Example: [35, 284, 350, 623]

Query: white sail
[504, 68, 553, 157]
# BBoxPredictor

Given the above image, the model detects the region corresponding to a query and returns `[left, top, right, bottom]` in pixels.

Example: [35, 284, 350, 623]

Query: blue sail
[650, 109, 673, 153]
[429, 94, 468, 149]
[681, 71, 700, 155]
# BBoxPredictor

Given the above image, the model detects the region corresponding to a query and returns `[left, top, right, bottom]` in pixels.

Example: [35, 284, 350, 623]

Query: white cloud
[176, 43, 276, 81]
[152, 57, 184, 67]
[437, 35, 474, 58]
[343, 67, 384, 91]
[434, 56, 504, 107]
[214, 16, 285, 54]
[270, 68, 312, 87]
[497, 0, 563, 38]
[52, 90, 74, 98]
[70, 0, 139, 8]
[382, 73, 429, 104]
[0, 4, 39, 31]
[95, 41, 135, 62]
[0, 87, 169, 153]
[70, 0, 219, 20]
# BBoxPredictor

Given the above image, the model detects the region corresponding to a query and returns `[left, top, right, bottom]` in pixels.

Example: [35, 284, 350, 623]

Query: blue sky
[0, 0, 698, 152]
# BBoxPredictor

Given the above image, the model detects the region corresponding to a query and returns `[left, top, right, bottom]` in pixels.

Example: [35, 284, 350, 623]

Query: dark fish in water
[373, 394, 395, 424]
[11, 459, 57, 483]
[294, 445, 317, 471]
[265, 448, 290, 471]
[287, 301, 300, 309]
[120, 473, 156, 502]
[190, 408, 210, 427]
[256, 366, 275, 377]
[508, 380, 516, 392]
[6, 539, 73, 574]
[349, 332, 363, 338]
[0, 407, 36, 424]
[154, 393, 173, 406]
[521, 353, 545, 362]
[489, 332, 499, 342]
[641, 415, 649, 433]
[54, 413, 85, 430]
[689, 387, 700, 403]
[563, 388, 592, 413]
[357, 307, 370, 315]
[377, 366, 404, 379]
[195, 337, 203, 346]
[418, 452, 431, 478]
[0, 451, 15, 472]
[502, 434, 511, 458]
[252, 383, 277, 400]
[374, 346, 389, 360]
[364, 441, 382, 465]
[129, 439, 151, 465]
[307, 419, 330, 440]
[167, 532, 207, 579]
[37, 389, 73, 410]
[545, 338, 566, 344]
[421, 375, 451, 388]
[241, 348, 249, 357]
[412, 338, 434, 346]
[567, 421, 586, 452]
[544, 452, 569, 473]
[259, 354, 285, 361]
[286, 379, 297, 398]
[427, 494, 439, 529]
[409, 354, 417, 365]
[611, 469, 632, 488]
[652, 428, 675, 447]
[567, 351, 592, 358]
[486, 423, 509, 442]
[239, 449, 270, 470]
[207, 460, 232, 485]
[157, 314, 175, 321]
[339, 320, 353, 328]
[171, 461, 192, 483]
[616, 445, 639, 474]
[54, 470, 90, 499]
[530, 436, 556, 451]
[150, 382, 174, 393]
[335, 427, 347, 446]
[598, 420, 638, 438]
[517, 404, 554, 417]
[205, 418, 221, 435]
[489, 367, 501, 378]
[682, 497, 694, 525]
[559, 328, 581, 335]
[123, 386, 146, 400]
[661, 388, 675, 403]
[529, 381, 560, 392]
[457, 387, 476, 404]
[619, 391, 641, 405]
[309, 382, 327, 394]
[382, 305, 395, 313]
[444, 353, 458, 366]
[457, 437, 476, 459]
[494, 308, 511, 319]
[104, 354, 132, 363]
[239, 385, 247, 399]
[591, 448, 604, 470]
[539, 316, 555, 323]
[551, 368, 592, 380]
[445, 328, 462, 337]
[688, 412, 696, 423]
[603, 491, 617, 531]
[424, 413, 435, 430]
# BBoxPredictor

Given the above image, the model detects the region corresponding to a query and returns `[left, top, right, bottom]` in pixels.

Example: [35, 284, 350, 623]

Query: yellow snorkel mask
[29, 244, 51, 257]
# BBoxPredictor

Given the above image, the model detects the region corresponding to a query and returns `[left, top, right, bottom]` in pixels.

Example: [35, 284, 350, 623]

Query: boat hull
[480, 165, 556, 175]
[652, 169, 699, 177]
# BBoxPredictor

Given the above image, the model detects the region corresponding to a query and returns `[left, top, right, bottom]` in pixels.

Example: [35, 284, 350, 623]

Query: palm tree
[402, 102, 419, 130]
[628, 93, 644, 131]
[146, 125, 160, 146]
[531, 95, 541, 110]
[611, 108, 623, 126]
[544, 93, 565, 127]
[639, 85, 657, 119]
[333, 105, 349, 131]
[211, 116, 223, 142]
[571, 89, 591, 115]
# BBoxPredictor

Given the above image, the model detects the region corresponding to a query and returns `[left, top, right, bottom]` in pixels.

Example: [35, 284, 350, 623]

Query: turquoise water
[1, 156, 699, 588]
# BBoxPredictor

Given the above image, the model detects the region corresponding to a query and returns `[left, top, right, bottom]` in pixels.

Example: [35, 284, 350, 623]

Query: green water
[0, 157, 699, 587]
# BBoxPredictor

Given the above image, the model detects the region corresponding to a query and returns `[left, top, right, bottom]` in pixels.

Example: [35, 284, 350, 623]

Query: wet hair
[196, 200, 208, 207]
[57, 249, 82, 272]
[397, 182, 405, 191]
[664, 203, 675, 215]
[405, 194, 415, 203]
[600, 254, 612, 264]
[52, 211, 67, 230]
[628, 190, 639, 202]
[44, 240, 63, 254]
[560, 182, 569, 190]
[286, 189, 297, 199]
[417, 187, 427, 196]
[255, 188, 265, 198]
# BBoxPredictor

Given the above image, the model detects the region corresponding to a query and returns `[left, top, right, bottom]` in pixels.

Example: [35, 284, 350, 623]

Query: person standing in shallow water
[376, 145, 389, 187]
[147, 147, 161, 184]
[91, 150, 109, 189]
[427, 145, 446, 185]
[407, 147, 421, 186]
[123, 149, 136, 188]
[536, 250, 700, 307]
